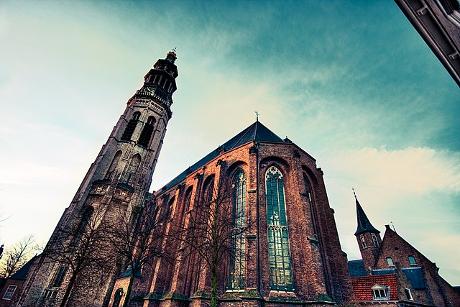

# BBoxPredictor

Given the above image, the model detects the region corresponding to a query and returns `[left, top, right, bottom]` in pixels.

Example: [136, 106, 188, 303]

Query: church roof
[9, 255, 38, 280]
[159, 121, 284, 192]
[348, 259, 367, 277]
[354, 196, 380, 235]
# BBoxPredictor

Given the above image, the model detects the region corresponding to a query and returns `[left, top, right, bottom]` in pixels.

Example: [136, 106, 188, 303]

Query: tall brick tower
[354, 193, 381, 271]
[19, 51, 179, 307]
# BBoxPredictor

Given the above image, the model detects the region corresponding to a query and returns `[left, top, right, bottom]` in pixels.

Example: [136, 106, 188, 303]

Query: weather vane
[352, 187, 357, 198]
[255, 111, 260, 121]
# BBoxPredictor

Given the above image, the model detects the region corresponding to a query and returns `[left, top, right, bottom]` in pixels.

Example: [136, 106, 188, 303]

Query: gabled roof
[354, 196, 380, 235]
[402, 267, 426, 289]
[10, 255, 38, 280]
[159, 121, 285, 192]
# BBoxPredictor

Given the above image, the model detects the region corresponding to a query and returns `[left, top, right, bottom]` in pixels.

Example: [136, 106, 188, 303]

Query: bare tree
[172, 176, 250, 307]
[109, 202, 170, 307]
[0, 236, 40, 278]
[43, 204, 114, 307]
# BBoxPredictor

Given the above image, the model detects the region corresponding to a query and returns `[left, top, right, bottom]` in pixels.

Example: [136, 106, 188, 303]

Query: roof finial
[352, 187, 357, 200]
[390, 221, 396, 232]
[166, 48, 177, 63]
[255, 111, 260, 122]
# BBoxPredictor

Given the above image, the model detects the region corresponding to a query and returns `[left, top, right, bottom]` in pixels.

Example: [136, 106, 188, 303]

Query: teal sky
[0, 1, 459, 284]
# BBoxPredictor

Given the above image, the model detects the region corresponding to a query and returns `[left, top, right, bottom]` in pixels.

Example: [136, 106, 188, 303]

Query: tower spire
[354, 191, 379, 235]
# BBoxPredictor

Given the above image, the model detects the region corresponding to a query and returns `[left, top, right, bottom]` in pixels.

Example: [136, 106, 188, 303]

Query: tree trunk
[122, 272, 135, 307]
[210, 265, 218, 307]
[60, 271, 78, 307]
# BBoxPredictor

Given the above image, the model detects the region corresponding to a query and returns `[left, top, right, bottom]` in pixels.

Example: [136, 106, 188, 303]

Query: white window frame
[2, 285, 17, 300]
[371, 233, 379, 247]
[404, 288, 414, 301]
[360, 234, 367, 248]
[372, 284, 389, 301]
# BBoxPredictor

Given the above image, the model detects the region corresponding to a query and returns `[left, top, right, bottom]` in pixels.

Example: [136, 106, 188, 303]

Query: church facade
[15, 52, 458, 307]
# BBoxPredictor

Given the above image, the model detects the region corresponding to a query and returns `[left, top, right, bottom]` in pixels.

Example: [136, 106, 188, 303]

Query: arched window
[228, 169, 246, 289]
[106, 151, 122, 179]
[180, 188, 192, 225]
[371, 233, 379, 247]
[361, 234, 367, 248]
[203, 177, 214, 205]
[138, 116, 155, 147]
[112, 288, 124, 307]
[121, 112, 140, 141]
[121, 154, 141, 184]
[265, 166, 293, 290]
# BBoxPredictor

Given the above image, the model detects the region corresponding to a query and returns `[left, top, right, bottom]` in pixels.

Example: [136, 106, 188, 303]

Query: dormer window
[386, 257, 394, 267]
[372, 284, 389, 300]
[408, 255, 417, 266]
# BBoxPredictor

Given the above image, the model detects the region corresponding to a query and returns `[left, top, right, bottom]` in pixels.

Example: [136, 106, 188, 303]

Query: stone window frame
[227, 167, 247, 290]
[371, 284, 389, 301]
[2, 285, 16, 300]
[265, 165, 294, 291]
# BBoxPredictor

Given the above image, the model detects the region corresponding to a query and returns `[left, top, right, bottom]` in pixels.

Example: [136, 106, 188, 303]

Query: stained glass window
[228, 169, 246, 289]
[265, 166, 293, 290]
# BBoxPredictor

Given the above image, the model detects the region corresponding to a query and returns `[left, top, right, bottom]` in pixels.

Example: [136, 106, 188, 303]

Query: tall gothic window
[121, 154, 141, 184]
[228, 169, 246, 289]
[138, 116, 155, 147]
[265, 166, 293, 290]
[105, 151, 122, 179]
[121, 111, 140, 141]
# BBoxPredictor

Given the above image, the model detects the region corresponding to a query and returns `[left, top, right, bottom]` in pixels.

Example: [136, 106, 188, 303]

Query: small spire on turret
[166, 48, 177, 63]
[353, 189, 380, 236]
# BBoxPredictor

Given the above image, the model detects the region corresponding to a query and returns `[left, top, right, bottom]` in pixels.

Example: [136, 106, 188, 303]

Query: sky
[0, 1, 459, 284]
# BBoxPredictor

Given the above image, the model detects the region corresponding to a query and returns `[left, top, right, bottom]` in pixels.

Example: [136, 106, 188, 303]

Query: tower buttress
[19, 51, 179, 307]
[354, 193, 381, 271]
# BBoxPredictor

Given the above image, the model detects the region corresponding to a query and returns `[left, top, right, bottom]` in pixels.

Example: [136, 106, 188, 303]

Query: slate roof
[348, 259, 367, 277]
[402, 267, 426, 289]
[10, 255, 38, 280]
[354, 196, 380, 235]
[158, 121, 285, 192]
[371, 268, 397, 276]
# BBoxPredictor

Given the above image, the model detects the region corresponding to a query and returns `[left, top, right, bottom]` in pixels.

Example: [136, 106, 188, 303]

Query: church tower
[354, 193, 381, 271]
[19, 51, 179, 307]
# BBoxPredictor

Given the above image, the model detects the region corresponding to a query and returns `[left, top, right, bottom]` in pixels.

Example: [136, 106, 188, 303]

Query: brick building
[349, 196, 460, 306]
[15, 52, 459, 306]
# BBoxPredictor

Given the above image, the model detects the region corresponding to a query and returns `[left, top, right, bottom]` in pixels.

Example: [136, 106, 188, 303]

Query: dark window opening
[138, 116, 155, 147]
[121, 112, 140, 141]
[52, 265, 68, 287]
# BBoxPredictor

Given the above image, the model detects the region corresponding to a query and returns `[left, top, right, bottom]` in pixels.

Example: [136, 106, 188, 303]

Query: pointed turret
[354, 194, 380, 236]
[353, 192, 382, 270]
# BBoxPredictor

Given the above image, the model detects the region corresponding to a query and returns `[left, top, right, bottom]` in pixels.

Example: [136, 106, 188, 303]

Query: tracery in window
[265, 166, 293, 290]
[228, 168, 246, 290]
[121, 112, 140, 141]
[138, 116, 155, 147]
